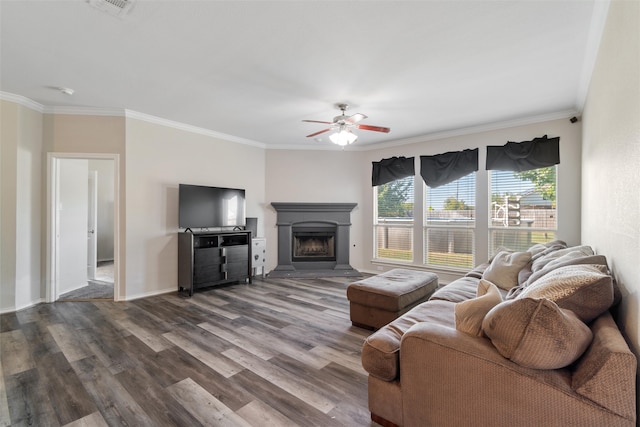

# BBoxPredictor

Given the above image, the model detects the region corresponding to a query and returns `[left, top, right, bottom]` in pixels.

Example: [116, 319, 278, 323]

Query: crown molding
[43, 105, 126, 116]
[354, 109, 580, 151]
[0, 92, 45, 112]
[124, 110, 267, 149]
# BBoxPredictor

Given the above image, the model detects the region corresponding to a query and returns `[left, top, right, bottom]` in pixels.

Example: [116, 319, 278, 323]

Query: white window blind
[375, 176, 414, 262]
[424, 173, 476, 269]
[489, 166, 557, 254]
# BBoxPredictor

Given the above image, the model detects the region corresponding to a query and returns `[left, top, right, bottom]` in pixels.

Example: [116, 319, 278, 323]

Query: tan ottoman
[347, 269, 438, 330]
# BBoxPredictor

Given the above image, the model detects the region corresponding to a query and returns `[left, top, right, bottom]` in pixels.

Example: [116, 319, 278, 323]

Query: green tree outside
[377, 178, 413, 218]
[514, 166, 556, 205]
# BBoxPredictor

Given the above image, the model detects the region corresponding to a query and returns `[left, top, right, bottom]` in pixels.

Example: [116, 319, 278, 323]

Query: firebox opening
[292, 231, 336, 262]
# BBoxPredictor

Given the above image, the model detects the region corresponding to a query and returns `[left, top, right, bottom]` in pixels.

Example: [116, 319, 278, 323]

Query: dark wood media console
[178, 230, 252, 296]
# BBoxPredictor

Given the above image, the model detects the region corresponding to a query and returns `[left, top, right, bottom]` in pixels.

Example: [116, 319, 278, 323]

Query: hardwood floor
[0, 276, 380, 426]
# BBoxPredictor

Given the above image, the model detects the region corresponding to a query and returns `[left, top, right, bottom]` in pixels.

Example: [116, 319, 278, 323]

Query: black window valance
[372, 156, 415, 186]
[486, 135, 560, 171]
[420, 148, 479, 188]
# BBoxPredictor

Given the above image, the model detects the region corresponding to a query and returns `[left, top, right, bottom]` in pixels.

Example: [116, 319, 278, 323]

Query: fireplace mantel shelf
[271, 202, 357, 213]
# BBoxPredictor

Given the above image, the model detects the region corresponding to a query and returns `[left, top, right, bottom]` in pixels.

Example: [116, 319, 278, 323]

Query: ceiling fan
[303, 103, 390, 146]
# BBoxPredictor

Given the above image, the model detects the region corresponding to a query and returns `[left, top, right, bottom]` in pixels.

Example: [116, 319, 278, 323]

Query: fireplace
[292, 229, 336, 262]
[270, 202, 360, 278]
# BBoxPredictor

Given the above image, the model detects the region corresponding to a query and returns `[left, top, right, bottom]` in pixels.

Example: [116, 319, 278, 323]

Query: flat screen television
[179, 184, 246, 229]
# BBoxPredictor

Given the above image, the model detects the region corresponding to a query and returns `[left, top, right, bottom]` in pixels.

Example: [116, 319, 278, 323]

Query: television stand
[178, 230, 252, 296]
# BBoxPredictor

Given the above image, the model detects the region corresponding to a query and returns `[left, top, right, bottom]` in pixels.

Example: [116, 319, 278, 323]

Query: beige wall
[581, 0, 639, 398]
[1, 100, 43, 311]
[124, 117, 266, 299]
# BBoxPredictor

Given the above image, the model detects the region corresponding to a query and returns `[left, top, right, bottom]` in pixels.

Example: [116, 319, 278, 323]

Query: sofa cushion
[429, 276, 481, 303]
[454, 280, 503, 337]
[517, 264, 614, 323]
[507, 254, 610, 300]
[482, 298, 593, 369]
[361, 300, 455, 381]
[530, 245, 594, 274]
[482, 250, 532, 290]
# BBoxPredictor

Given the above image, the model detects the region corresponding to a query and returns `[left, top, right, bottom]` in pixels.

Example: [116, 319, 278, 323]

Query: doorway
[47, 153, 120, 302]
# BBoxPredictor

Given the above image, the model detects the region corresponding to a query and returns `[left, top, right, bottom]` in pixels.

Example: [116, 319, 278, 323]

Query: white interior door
[87, 170, 98, 280]
[57, 159, 89, 296]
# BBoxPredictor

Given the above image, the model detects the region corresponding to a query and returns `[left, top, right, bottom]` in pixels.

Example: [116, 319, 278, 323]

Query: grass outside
[377, 248, 474, 268]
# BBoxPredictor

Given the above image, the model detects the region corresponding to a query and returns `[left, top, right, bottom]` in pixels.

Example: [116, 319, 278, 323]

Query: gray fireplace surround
[269, 202, 361, 278]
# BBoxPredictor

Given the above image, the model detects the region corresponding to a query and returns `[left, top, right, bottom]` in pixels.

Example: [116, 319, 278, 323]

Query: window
[374, 176, 414, 261]
[424, 173, 476, 269]
[489, 166, 557, 254]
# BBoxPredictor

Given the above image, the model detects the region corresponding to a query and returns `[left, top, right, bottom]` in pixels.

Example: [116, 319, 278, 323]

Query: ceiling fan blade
[356, 124, 391, 133]
[344, 113, 367, 124]
[302, 119, 333, 124]
[306, 128, 331, 137]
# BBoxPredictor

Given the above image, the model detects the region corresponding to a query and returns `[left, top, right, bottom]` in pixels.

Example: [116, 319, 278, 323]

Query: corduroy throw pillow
[482, 297, 593, 369]
[482, 250, 531, 290]
[518, 264, 614, 322]
[455, 279, 502, 337]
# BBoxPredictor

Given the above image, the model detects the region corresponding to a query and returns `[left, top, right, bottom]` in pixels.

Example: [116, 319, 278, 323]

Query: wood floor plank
[236, 325, 331, 370]
[47, 324, 93, 363]
[166, 377, 252, 427]
[162, 331, 244, 378]
[71, 356, 156, 426]
[236, 399, 298, 427]
[61, 411, 109, 427]
[114, 365, 202, 426]
[222, 347, 337, 414]
[310, 344, 368, 375]
[35, 352, 98, 425]
[0, 358, 11, 427]
[116, 317, 173, 352]
[0, 329, 36, 375]
[0, 312, 19, 333]
[4, 368, 59, 426]
[231, 369, 336, 427]
[197, 322, 276, 360]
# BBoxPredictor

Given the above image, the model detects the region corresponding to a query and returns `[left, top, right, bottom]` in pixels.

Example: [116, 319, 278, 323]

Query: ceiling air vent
[88, 0, 134, 17]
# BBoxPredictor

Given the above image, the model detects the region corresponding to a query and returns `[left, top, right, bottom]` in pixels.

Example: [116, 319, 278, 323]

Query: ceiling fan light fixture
[329, 129, 358, 146]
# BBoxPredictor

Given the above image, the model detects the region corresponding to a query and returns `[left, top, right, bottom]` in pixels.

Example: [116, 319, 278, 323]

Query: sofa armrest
[399, 322, 635, 427]
[572, 312, 637, 421]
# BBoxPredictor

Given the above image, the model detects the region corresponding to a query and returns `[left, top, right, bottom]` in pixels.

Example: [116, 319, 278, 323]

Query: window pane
[489, 166, 557, 253]
[375, 225, 413, 261]
[426, 228, 474, 268]
[375, 176, 414, 261]
[424, 173, 475, 268]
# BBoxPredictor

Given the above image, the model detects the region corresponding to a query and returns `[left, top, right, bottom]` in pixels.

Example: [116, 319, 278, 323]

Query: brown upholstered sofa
[362, 241, 637, 427]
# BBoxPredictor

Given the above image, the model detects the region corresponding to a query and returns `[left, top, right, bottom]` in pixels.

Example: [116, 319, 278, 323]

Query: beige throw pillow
[482, 298, 593, 369]
[455, 279, 503, 337]
[518, 264, 614, 323]
[482, 251, 532, 290]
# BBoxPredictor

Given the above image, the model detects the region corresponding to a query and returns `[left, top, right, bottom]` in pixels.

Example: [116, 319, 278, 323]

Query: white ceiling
[0, 0, 608, 149]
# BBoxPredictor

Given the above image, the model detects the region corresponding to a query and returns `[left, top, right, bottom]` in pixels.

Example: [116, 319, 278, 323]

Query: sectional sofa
[361, 241, 637, 426]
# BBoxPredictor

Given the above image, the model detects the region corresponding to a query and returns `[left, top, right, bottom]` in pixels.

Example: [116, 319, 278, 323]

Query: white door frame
[46, 153, 121, 302]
